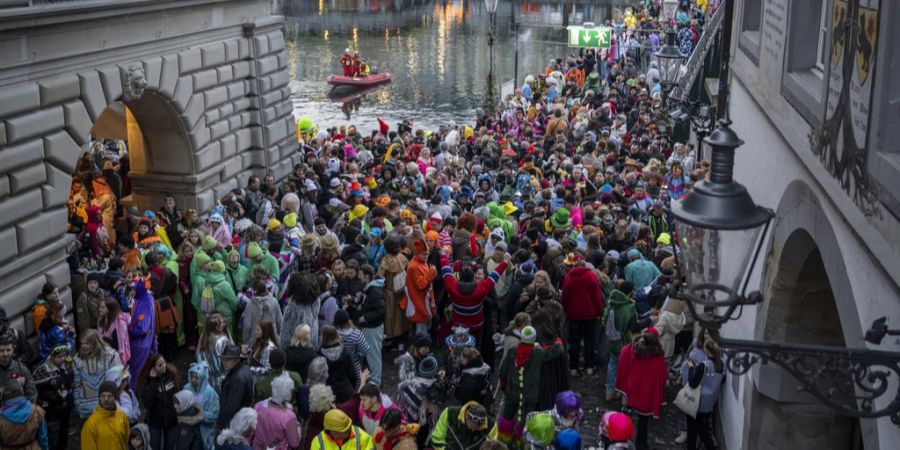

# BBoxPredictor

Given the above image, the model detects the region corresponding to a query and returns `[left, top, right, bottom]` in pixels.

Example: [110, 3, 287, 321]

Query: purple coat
[128, 280, 157, 389]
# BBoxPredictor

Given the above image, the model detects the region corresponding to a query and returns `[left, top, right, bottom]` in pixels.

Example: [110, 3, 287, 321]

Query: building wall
[0, 0, 299, 333]
[711, 1, 900, 448]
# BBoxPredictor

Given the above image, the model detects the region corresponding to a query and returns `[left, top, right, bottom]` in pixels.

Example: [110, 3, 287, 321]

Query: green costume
[602, 289, 638, 354]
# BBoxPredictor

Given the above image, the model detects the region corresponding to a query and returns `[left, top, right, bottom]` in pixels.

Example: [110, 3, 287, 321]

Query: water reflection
[287, 0, 628, 132]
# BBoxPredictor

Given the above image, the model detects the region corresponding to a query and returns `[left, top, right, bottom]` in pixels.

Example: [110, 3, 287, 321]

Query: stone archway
[743, 180, 871, 450]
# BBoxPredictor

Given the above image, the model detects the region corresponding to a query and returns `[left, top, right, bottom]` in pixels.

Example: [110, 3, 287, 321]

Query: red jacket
[615, 339, 668, 417]
[559, 266, 603, 321]
[441, 255, 508, 330]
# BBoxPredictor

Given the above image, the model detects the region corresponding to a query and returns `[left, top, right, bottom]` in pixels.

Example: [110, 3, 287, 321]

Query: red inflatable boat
[326, 72, 392, 87]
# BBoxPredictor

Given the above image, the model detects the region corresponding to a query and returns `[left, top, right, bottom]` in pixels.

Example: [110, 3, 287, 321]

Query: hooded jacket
[602, 290, 638, 354]
[320, 344, 359, 404]
[81, 404, 129, 450]
[615, 335, 667, 417]
[431, 401, 493, 450]
[131, 423, 153, 450]
[559, 267, 603, 321]
[0, 397, 47, 450]
[241, 294, 284, 346]
[194, 270, 238, 323]
[184, 362, 220, 450]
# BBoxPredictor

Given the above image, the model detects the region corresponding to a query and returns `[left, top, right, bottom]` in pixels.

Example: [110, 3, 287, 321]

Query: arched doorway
[747, 229, 864, 450]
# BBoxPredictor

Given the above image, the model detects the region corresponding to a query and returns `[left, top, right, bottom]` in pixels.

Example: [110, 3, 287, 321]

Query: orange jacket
[402, 255, 436, 324]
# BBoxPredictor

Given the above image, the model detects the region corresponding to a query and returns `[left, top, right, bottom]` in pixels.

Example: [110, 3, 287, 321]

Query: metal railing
[673, 3, 725, 102]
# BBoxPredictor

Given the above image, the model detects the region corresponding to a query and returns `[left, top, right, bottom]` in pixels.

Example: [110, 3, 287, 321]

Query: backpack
[605, 307, 622, 342]
[200, 283, 219, 316]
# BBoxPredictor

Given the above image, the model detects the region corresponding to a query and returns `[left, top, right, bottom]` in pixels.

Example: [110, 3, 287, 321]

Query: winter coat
[174, 406, 203, 450]
[602, 290, 638, 354]
[559, 267, 604, 321]
[349, 279, 386, 329]
[525, 299, 566, 343]
[217, 363, 255, 430]
[431, 401, 493, 450]
[441, 255, 508, 330]
[285, 345, 318, 383]
[337, 328, 370, 375]
[0, 397, 47, 450]
[184, 362, 219, 450]
[615, 336, 667, 417]
[80, 404, 129, 450]
[655, 310, 686, 358]
[75, 289, 104, 336]
[454, 359, 491, 405]
[241, 295, 284, 346]
[320, 344, 359, 404]
[281, 297, 321, 350]
[254, 369, 302, 404]
[142, 371, 178, 429]
[378, 253, 410, 340]
[402, 255, 437, 324]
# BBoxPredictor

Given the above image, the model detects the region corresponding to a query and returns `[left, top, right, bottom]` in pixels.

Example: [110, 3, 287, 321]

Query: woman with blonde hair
[655, 297, 687, 359]
[285, 324, 318, 383]
[73, 329, 124, 418]
[196, 311, 233, 393]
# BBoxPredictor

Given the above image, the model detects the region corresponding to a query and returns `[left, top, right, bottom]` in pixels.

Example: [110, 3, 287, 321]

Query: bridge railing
[672, 3, 725, 102]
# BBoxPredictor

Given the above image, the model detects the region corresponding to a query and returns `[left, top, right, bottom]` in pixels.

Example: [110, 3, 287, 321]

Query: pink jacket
[253, 400, 302, 450]
[99, 312, 131, 365]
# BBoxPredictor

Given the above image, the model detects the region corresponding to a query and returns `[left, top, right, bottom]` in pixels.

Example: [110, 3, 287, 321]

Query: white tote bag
[673, 383, 701, 418]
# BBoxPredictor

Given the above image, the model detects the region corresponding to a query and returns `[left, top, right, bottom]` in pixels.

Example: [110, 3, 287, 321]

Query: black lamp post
[667, 0, 900, 425]
[655, 27, 685, 124]
[484, 0, 499, 114]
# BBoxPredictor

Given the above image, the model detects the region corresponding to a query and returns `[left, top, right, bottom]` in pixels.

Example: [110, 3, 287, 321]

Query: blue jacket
[680, 355, 726, 413]
[186, 362, 220, 450]
[0, 397, 48, 450]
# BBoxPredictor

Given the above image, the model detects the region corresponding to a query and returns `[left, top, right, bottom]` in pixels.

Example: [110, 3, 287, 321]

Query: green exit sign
[567, 26, 611, 48]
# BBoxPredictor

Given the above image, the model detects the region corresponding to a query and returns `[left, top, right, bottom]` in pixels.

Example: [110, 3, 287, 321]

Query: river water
[286, 0, 628, 133]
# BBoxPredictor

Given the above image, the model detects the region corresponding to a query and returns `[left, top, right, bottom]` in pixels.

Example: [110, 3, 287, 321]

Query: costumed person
[430, 402, 492, 450]
[73, 330, 124, 419]
[497, 326, 563, 447]
[128, 278, 157, 390]
[253, 373, 302, 450]
[33, 345, 75, 450]
[615, 328, 667, 450]
[216, 407, 258, 450]
[0, 378, 48, 450]
[372, 408, 418, 450]
[184, 361, 220, 450]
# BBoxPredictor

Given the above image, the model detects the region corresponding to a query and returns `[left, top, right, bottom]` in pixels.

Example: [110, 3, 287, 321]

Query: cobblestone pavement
[65, 346, 686, 449]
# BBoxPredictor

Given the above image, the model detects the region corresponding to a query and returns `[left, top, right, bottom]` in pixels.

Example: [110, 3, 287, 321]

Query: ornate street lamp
[666, 0, 900, 424]
[483, 0, 500, 114]
[656, 28, 684, 125]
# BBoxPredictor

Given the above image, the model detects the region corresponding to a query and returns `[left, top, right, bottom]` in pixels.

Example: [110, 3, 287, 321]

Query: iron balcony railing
[673, 2, 725, 102]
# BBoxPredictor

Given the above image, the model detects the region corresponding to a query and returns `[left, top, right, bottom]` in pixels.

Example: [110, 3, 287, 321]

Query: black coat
[454, 359, 491, 405]
[141, 372, 178, 429]
[217, 363, 254, 430]
[285, 345, 318, 383]
[348, 281, 385, 328]
[320, 345, 359, 404]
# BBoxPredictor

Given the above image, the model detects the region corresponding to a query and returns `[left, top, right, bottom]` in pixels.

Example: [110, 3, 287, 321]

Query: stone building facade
[0, 0, 298, 334]
[709, 1, 900, 449]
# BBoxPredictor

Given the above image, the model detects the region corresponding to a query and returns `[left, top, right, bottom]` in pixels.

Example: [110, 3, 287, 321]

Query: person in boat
[341, 49, 354, 76]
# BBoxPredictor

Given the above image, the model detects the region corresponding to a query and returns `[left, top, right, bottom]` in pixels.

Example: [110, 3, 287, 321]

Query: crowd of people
[0, 1, 730, 450]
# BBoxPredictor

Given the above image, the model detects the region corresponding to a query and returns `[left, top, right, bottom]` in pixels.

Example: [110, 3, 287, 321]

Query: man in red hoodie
[560, 258, 604, 376]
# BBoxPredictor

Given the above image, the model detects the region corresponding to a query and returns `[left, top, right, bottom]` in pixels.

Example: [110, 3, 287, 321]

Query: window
[868, 1, 900, 219]
[739, 0, 763, 64]
[781, 0, 832, 127]
[814, 5, 829, 73]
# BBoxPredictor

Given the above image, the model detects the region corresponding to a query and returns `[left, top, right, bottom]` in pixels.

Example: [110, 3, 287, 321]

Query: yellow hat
[502, 201, 519, 216]
[283, 213, 298, 229]
[324, 409, 352, 432]
[349, 204, 369, 221]
[656, 232, 672, 246]
[267, 218, 282, 231]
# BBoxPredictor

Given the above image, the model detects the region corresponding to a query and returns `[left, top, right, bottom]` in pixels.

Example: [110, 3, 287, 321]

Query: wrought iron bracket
[719, 337, 900, 424]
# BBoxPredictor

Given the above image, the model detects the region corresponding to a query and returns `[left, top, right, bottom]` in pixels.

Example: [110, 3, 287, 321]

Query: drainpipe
[243, 22, 272, 173]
